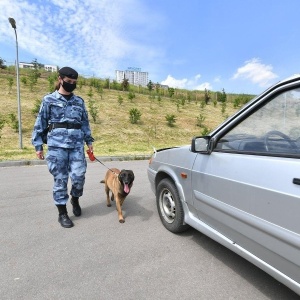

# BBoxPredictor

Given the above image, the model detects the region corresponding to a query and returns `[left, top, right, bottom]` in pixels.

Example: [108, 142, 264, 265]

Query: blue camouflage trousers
[46, 146, 87, 205]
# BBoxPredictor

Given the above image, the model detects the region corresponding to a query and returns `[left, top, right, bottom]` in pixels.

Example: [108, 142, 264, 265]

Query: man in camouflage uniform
[32, 67, 94, 228]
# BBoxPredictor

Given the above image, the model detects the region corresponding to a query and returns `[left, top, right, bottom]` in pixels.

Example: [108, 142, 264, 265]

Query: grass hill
[0, 68, 254, 161]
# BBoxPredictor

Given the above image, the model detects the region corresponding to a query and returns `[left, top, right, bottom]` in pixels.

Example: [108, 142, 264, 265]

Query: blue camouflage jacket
[32, 90, 94, 151]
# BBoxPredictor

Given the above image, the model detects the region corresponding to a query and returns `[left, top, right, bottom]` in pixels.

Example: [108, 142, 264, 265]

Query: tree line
[0, 57, 254, 137]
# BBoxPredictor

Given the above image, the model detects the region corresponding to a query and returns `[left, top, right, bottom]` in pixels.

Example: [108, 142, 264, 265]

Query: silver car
[147, 74, 300, 295]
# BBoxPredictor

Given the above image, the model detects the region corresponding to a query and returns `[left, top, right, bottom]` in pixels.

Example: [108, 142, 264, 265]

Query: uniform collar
[54, 90, 74, 101]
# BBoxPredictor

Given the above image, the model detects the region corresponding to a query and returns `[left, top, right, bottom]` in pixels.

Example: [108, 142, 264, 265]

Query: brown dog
[100, 168, 135, 223]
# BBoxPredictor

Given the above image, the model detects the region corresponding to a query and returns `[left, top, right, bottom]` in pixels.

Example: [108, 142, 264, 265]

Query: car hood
[151, 145, 197, 170]
[154, 145, 181, 152]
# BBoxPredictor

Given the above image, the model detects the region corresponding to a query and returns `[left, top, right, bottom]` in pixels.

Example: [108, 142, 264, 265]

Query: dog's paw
[119, 219, 125, 223]
[107, 204, 112, 207]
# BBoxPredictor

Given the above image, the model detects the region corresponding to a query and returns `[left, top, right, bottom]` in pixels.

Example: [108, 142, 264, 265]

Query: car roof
[279, 73, 300, 83]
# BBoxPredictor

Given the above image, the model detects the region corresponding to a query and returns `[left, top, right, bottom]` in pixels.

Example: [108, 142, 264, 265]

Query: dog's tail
[100, 180, 105, 183]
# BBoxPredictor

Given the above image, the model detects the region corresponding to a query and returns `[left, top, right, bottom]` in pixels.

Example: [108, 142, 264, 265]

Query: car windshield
[216, 88, 300, 156]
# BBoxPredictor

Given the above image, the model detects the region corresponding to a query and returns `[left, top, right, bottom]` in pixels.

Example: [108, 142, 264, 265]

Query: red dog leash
[86, 149, 117, 174]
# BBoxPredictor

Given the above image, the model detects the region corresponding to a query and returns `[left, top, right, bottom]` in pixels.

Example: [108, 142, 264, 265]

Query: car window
[216, 88, 300, 156]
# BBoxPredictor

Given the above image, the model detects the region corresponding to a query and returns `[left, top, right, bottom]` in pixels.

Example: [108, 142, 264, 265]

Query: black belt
[49, 123, 81, 131]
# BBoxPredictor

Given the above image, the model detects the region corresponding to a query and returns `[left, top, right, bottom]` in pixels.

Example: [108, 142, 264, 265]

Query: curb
[0, 154, 151, 168]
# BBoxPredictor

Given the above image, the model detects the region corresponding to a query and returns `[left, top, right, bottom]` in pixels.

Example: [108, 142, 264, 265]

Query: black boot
[57, 205, 74, 228]
[71, 196, 81, 217]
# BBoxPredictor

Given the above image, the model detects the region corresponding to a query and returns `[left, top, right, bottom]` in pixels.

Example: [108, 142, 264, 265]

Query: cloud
[214, 76, 221, 83]
[0, 0, 164, 78]
[161, 75, 188, 89]
[161, 74, 211, 90]
[194, 82, 212, 90]
[232, 58, 278, 87]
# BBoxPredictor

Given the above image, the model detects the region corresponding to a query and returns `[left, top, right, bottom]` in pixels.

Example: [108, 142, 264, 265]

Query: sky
[1, 0, 300, 95]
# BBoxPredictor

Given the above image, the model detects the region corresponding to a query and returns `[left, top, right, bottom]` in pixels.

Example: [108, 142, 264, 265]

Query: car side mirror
[191, 136, 211, 153]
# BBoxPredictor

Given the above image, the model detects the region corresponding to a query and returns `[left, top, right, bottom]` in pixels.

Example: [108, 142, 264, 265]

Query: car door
[191, 86, 300, 284]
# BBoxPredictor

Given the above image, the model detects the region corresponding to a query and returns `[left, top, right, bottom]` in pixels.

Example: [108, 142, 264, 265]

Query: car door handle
[292, 178, 300, 185]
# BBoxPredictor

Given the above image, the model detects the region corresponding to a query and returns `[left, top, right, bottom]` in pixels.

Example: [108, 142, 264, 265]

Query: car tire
[156, 178, 190, 233]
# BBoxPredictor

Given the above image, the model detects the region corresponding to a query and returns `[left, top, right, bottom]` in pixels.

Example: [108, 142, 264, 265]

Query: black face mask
[62, 80, 76, 93]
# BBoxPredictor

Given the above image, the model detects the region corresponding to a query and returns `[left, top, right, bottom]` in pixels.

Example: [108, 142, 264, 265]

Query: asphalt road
[0, 160, 299, 300]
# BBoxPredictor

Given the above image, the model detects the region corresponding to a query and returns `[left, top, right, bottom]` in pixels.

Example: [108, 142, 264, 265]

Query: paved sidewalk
[0, 154, 151, 168]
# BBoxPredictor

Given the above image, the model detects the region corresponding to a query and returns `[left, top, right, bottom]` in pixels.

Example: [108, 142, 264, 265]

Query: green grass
[0, 69, 252, 161]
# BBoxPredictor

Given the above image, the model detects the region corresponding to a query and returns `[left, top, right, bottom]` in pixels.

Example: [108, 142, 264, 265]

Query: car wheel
[156, 178, 190, 233]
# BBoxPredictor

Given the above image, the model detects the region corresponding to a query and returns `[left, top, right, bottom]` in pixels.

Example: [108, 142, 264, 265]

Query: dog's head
[118, 169, 135, 194]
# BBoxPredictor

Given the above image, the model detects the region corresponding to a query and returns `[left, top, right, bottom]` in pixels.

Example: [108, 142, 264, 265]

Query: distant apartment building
[19, 62, 34, 69]
[116, 67, 148, 87]
[44, 64, 58, 72]
[19, 62, 58, 72]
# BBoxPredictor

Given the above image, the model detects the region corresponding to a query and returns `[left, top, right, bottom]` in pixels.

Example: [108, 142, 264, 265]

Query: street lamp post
[8, 17, 23, 149]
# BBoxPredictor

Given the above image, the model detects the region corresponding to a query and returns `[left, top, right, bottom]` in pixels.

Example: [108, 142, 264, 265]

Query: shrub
[201, 126, 211, 135]
[196, 114, 206, 127]
[157, 95, 162, 105]
[8, 113, 18, 132]
[221, 102, 227, 115]
[118, 95, 123, 105]
[32, 99, 42, 116]
[88, 98, 99, 123]
[129, 108, 141, 124]
[165, 114, 176, 127]
[7, 77, 13, 93]
[21, 77, 27, 86]
[87, 87, 93, 98]
[0, 114, 5, 138]
[128, 92, 135, 102]
[47, 76, 55, 92]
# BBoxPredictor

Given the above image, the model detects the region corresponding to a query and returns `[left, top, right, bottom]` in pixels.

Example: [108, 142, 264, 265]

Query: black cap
[59, 67, 78, 79]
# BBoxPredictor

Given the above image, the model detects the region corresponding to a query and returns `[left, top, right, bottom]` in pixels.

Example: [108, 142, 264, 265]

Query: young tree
[118, 95, 123, 105]
[155, 82, 160, 94]
[128, 91, 135, 102]
[88, 98, 98, 123]
[129, 108, 141, 124]
[21, 77, 27, 86]
[86, 86, 98, 122]
[110, 80, 117, 90]
[121, 78, 129, 91]
[157, 95, 162, 105]
[104, 78, 110, 89]
[28, 58, 41, 91]
[196, 114, 206, 127]
[201, 126, 211, 135]
[217, 88, 227, 103]
[32, 99, 42, 116]
[233, 94, 252, 108]
[0, 57, 7, 69]
[47, 76, 55, 92]
[85, 85, 98, 122]
[8, 113, 18, 132]
[221, 101, 227, 115]
[7, 77, 13, 93]
[165, 114, 176, 127]
[0, 114, 5, 138]
[187, 92, 191, 103]
[204, 88, 211, 104]
[31, 58, 43, 70]
[147, 80, 154, 93]
[168, 87, 175, 98]
[87, 87, 93, 98]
